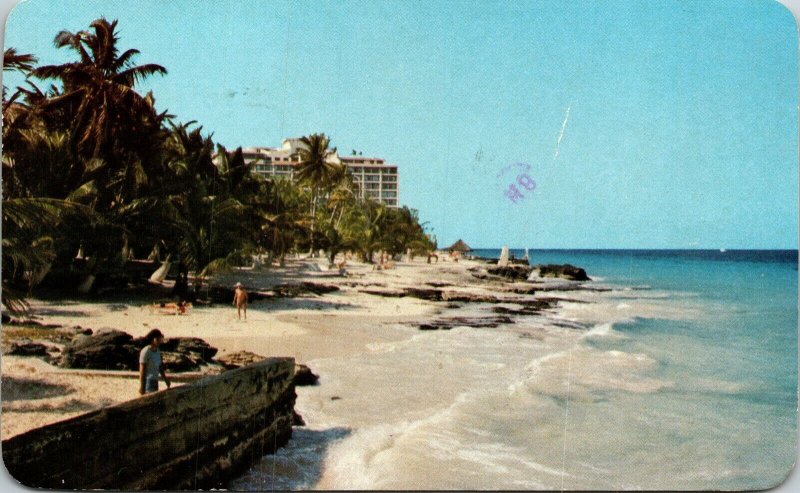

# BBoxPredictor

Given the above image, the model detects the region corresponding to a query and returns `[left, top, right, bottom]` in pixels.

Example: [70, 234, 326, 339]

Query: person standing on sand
[139, 329, 171, 395]
[233, 282, 248, 320]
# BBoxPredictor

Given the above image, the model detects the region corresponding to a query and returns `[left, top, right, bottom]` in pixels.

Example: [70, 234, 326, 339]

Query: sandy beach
[2, 256, 573, 439]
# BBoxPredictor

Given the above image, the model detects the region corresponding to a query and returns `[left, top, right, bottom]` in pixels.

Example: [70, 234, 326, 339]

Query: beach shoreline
[3, 251, 796, 490]
[1, 256, 585, 440]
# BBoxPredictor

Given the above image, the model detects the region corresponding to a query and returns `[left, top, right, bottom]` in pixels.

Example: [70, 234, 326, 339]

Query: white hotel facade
[241, 138, 399, 208]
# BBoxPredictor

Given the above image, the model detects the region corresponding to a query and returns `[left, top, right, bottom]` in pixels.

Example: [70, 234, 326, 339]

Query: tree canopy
[1, 18, 435, 315]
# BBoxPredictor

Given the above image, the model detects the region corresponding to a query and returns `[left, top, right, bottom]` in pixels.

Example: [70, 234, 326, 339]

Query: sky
[3, 0, 798, 249]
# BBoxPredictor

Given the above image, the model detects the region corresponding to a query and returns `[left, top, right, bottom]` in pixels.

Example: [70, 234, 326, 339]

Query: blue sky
[4, 0, 798, 248]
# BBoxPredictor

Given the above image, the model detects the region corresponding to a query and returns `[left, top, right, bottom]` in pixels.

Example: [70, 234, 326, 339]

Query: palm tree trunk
[309, 188, 317, 256]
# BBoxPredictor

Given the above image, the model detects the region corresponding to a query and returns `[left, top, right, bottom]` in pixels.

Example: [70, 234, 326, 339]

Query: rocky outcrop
[293, 364, 319, 386]
[402, 287, 444, 301]
[361, 287, 503, 304]
[271, 282, 340, 297]
[441, 292, 501, 303]
[529, 264, 591, 281]
[159, 337, 218, 361]
[2, 358, 297, 490]
[218, 352, 319, 387]
[360, 288, 406, 298]
[487, 265, 534, 281]
[4, 341, 51, 357]
[425, 281, 454, 288]
[58, 330, 219, 372]
[499, 284, 538, 295]
[59, 329, 138, 370]
[216, 350, 266, 369]
[418, 315, 514, 331]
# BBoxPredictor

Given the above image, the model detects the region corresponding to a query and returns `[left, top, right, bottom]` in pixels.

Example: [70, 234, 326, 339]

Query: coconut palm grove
[1, 18, 435, 315]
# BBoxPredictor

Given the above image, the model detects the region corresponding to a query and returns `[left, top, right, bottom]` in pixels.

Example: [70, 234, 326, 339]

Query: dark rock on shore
[404, 287, 444, 301]
[530, 264, 591, 281]
[59, 329, 219, 372]
[516, 299, 559, 310]
[425, 281, 454, 288]
[272, 282, 340, 298]
[499, 284, 537, 295]
[418, 315, 514, 331]
[294, 364, 320, 386]
[491, 306, 540, 316]
[159, 337, 218, 361]
[5, 341, 51, 357]
[363, 287, 504, 304]
[60, 329, 138, 370]
[360, 288, 406, 298]
[441, 292, 501, 303]
[486, 265, 534, 281]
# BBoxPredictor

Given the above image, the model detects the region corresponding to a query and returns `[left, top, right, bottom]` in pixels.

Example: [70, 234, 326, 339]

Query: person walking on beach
[233, 282, 248, 320]
[139, 329, 171, 395]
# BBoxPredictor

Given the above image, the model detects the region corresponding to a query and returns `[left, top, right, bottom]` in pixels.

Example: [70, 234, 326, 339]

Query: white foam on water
[233, 269, 794, 490]
[513, 345, 673, 400]
[583, 322, 622, 339]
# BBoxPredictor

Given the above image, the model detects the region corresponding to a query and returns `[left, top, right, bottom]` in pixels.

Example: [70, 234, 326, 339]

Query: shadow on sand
[230, 426, 352, 490]
[1, 377, 74, 402]
[255, 298, 362, 312]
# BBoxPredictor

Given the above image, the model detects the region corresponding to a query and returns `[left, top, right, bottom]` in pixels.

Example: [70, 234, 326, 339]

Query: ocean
[232, 250, 797, 490]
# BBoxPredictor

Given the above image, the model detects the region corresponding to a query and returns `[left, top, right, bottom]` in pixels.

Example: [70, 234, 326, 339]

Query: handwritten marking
[502, 168, 537, 204]
[496, 162, 531, 179]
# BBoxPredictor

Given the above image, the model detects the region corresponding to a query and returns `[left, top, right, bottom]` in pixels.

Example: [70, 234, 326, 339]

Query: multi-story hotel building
[241, 138, 399, 208]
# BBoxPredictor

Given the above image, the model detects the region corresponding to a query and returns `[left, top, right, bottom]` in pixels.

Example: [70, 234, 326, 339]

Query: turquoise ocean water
[472, 248, 798, 489]
[234, 249, 797, 490]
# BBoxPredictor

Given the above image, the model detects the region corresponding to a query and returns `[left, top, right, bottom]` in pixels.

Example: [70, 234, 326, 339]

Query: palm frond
[114, 64, 167, 87]
[3, 48, 37, 73]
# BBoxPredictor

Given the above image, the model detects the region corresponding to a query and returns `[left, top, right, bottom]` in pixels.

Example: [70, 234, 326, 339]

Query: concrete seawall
[2, 357, 296, 490]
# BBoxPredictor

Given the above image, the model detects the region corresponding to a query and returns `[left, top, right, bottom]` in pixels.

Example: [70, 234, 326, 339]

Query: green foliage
[1, 18, 434, 314]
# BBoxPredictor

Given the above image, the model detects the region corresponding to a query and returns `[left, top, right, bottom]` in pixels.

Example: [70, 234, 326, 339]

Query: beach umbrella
[446, 239, 472, 253]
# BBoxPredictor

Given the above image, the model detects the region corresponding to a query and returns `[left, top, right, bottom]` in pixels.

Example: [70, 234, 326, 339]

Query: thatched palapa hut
[445, 239, 472, 253]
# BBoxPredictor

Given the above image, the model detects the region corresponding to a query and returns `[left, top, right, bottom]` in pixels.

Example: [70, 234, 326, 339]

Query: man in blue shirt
[139, 329, 171, 394]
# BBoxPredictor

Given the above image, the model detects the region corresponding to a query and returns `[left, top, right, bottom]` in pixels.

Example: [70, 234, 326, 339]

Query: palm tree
[259, 178, 309, 266]
[293, 133, 344, 253]
[33, 18, 167, 161]
[3, 129, 84, 200]
[338, 197, 386, 263]
[294, 133, 341, 189]
[3, 48, 37, 73]
[3, 48, 40, 155]
[1, 198, 89, 315]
